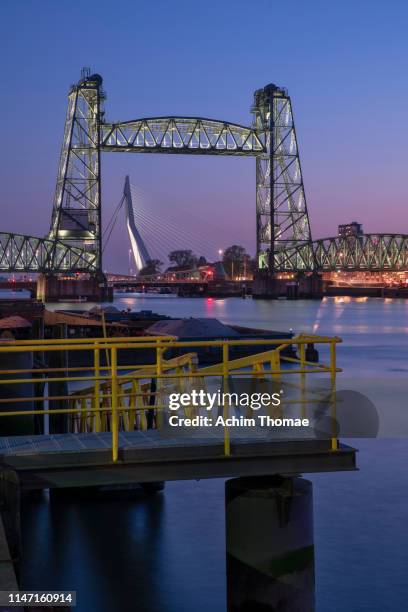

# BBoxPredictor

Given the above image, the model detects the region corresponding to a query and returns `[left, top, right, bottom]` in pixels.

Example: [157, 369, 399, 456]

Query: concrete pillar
[298, 274, 323, 299]
[253, 273, 323, 299]
[226, 475, 315, 612]
[252, 273, 282, 299]
[36, 274, 113, 302]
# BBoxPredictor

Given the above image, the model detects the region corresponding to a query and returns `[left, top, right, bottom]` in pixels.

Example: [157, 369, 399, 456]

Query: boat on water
[0, 297, 298, 365]
[41, 306, 295, 367]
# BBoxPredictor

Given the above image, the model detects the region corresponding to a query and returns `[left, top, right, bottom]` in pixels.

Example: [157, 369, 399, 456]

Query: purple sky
[1, 0, 407, 272]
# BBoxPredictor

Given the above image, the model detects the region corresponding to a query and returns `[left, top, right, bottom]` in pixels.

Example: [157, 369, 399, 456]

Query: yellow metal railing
[0, 334, 341, 461]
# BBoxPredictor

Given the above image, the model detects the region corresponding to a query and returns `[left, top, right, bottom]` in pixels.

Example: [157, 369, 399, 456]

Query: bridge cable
[102, 195, 125, 254]
[132, 209, 216, 263]
[129, 183, 223, 254]
[132, 201, 221, 259]
[133, 214, 190, 263]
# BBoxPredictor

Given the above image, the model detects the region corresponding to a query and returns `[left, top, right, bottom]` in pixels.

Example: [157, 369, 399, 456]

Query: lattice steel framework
[314, 234, 408, 271]
[252, 84, 314, 273]
[269, 234, 408, 272]
[101, 117, 264, 155]
[49, 68, 103, 271]
[0, 233, 97, 272]
[2, 70, 408, 274]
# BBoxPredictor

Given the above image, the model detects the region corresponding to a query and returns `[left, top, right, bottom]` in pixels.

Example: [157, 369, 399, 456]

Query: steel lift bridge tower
[48, 71, 314, 290]
[0, 70, 313, 291]
[2, 68, 408, 298]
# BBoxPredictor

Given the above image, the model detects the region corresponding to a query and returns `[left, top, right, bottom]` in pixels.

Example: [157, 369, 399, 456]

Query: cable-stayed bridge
[117, 176, 226, 273]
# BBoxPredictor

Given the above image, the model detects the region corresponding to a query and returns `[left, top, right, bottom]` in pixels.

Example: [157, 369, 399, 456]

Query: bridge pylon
[39, 69, 109, 301]
[49, 68, 104, 273]
[252, 84, 315, 276]
[123, 176, 151, 274]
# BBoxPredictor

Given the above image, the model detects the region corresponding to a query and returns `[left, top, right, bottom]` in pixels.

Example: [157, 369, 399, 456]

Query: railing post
[270, 349, 280, 380]
[93, 347, 101, 432]
[299, 340, 306, 369]
[155, 345, 163, 428]
[111, 346, 119, 462]
[330, 340, 338, 451]
[299, 340, 306, 419]
[222, 343, 230, 456]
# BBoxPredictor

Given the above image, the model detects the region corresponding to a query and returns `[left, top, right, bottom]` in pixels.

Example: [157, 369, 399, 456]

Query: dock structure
[0, 432, 355, 491]
[0, 334, 356, 611]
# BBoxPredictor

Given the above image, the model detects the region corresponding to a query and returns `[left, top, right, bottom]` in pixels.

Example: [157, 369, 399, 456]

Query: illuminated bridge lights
[0, 233, 97, 273]
[325, 270, 408, 287]
[100, 118, 265, 155]
[1, 69, 408, 275]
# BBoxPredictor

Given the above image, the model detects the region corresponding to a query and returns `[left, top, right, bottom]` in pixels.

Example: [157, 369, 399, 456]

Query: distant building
[338, 221, 363, 238]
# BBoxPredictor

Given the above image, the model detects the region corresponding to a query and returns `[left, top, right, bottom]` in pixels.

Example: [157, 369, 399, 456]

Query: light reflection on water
[21, 296, 408, 611]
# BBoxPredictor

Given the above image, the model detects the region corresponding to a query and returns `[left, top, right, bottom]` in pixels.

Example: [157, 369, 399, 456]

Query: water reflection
[22, 482, 226, 612]
[21, 296, 408, 611]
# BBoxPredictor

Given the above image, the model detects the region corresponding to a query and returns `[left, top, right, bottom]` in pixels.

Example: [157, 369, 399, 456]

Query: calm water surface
[21, 296, 408, 611]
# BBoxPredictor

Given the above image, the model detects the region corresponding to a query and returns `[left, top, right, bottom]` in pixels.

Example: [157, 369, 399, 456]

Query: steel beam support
[313, 234, 408, 271]
[49, 68, 104, 272]
[253, 84, 314, 273]
[101, 118, 264, 155]
[0, 232, 97, 273]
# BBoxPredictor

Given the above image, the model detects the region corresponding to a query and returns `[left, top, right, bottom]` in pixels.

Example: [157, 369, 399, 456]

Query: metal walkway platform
[0, 431, 356, 490]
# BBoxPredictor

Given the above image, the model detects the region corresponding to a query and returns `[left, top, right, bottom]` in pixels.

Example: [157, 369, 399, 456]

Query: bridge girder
[0, 232, 97, 273]
[315, 234, 408, 271]
[274, 234, 408, 272]
[100, 117, 264, 155]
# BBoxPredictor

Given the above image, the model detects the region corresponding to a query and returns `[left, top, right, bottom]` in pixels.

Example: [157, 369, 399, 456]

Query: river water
[20, 295, 408, 611]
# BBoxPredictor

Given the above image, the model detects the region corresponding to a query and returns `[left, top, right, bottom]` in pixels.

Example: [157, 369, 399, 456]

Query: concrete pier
[36, 274, 113, 303]
[253, 273, 323, 299]
[226, 475, 315, 611]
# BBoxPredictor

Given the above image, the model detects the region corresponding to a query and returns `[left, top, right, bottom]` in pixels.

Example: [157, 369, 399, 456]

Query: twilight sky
[1, 0, 408, 272]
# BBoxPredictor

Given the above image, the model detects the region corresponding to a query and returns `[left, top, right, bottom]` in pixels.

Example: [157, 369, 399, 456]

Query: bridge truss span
[0, 233, 98, 273]
[276, 234, 408, 272]
[314, 234, 408, 271]
[100, 117, 265, 155]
